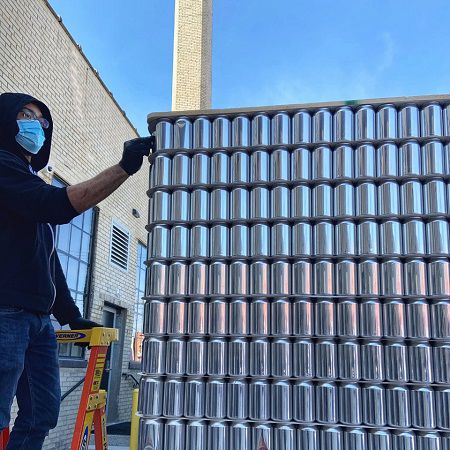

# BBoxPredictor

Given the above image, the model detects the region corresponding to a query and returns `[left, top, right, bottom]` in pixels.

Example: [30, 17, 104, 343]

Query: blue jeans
[0, 306, 60, 450]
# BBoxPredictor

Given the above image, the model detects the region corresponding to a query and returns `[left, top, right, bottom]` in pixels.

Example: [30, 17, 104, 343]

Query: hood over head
[0, 92, 53, 171]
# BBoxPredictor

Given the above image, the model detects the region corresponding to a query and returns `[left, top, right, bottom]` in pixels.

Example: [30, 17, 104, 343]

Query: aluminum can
[292, 260, 312, 295]
[411, 387, 436, 429]
[293, 339, 314, 379]
[208, 422, 228, 450]
[271, 260, 291, 295]
[165, 337, 186, 376]
[229, 298, 249, 336]
[355, 143, 376, 178]
[231, 224, 249, 257]
[171, 153, 190, 186]
[316, 382, 338, 424]
[423, 140, 445, 175]
[339, 383, 362, 425]
[139, 418, 164, 449]
[186, 421, 206, 450]
[168, 262, 188, 296]
[190, 189, 209, 222]
[401, 180, 423, 216]
[362, 384, 386, 426]
[436, 388, 450, 430]
[252, 113, 270, 146]
[150, 225, 170, 259]
[163, 379, 185, 417]
[250, 338, 270, 377]
[271, 338, 292, 377]
[407, 299, 430, 339]
[209, 261, 228, 296]
[421, 103, 443, 137]
[170, 225, 189, 258]
[232, 115, 250, 147]
[210, 224, 228, 258]
[271, 298, 291, 336]
[377, 142, 399, 177]
[271, 186, 290, 219]
[210, 151, 229, 184]
[333, 144, 354, 180]
[211, 188, 229, 221]
[312, 108, 332, 143]
[333, 107, 354, 142]
[171, 189, 189, 222]
[417, 432, 443, 450]
[391, 431, 415, 450]
[291, 146, 311, 181]
[399, 104, 420, 138]
[250, 299, 270, 336]
[320, 427, 342, 450]
[403, 220, 426, 255]
[228, 337, 249, 377]
[334, 183, 355, 217]
[193, 116, 211, 148]
[312, 183, 333, 218]
[434, 344, 450, 384]
[409, 343, 433, 383]
[208, 298, 228, 335]
[212, 116, 231, 148]
[356, 182, 377, 217]
[360, 299, 382, 338]
[445, 104, 450, 136]
[250, 186, 270, 219]
[139, 377, 163, 416]
[377, 104, 398, 139]
[155, 119, 173, 151]
[230, 423, 251, 450]
[184, 379, 205, 419]
[249, 380, 270, 420]
[271, 223, 291, 257]
[164, 420, 185, 450]
[400, 140, 422, 176]
[429, 259, 450, 297]
[207, 337, 227, 376]
[378, 182, 400, 217]
[356, 105, 376, 141]
[314, 260, 334, 295]
[273, 425, 295, 450]
[186, 338, 206, 376]
[293, 381, 315, 422]
[292, 299, 313, 336]
[297, 427, 318, 450]
[386, 385, 411, 427]
[312, 145, 332, 180]
[338, 341, 360, 380]
[271, 147, 290, 181]
[358, 259, 379, 296]
[292, 223, 312, 256]
[431, 300, 450, 339]
[271, 379, 292, 421]
[230, 150, 249, 183]
[152, 190, 171, 222]
[381, 259, 404, 297]
[361, 340, 384, 381]
[205, 379, 226, 419]
[336, 299, 359, 337]
[344, 429, 367, 450]
[335, 221, 356, 256]
[383, 299, 406, 339]
[385, 342, 408, 382]
[250, 261, 270, 295]
[271, 112, 291, 144]
[187, 299, 207, 335]
[148, 261, 168, 296]
[230, 260, 248, 295]
[151, 154, 172, 188]
[315, 339, 337, 379]
[291, 185, 311, 219]
[380, 220, 402, 256]
[292, 110, 311, 144]
[424, 180, 447, 215]
[250, 149, 270, 182]
[190, 225, 209, 258]
[252, 425, 272, 450]
[358, 220, 379, 256]
[250, 224, 270, 257]
[335, 260, 357, 295]
[404, 259, 427, 296]
[191, 152, 210, 185]
[144, 299, 166, 335]
[227, 379, 248, 419]
[230, 188, 249, 220]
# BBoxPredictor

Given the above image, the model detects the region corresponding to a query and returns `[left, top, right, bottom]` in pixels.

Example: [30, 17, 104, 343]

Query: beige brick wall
[0, 1, 147, 448]
[172, 0, 212, 110]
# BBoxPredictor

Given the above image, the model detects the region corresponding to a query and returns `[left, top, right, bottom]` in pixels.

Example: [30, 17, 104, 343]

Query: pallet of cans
[139, 95, 450, 450]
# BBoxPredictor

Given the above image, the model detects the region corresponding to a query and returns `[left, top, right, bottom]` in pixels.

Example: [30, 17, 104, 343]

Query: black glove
[68, 317, 101, 330]
[119, 136, 154, 175]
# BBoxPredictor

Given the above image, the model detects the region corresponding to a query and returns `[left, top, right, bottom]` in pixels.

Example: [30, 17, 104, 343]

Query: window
[110, 221, 130, 271]
[52, 177, 96, 358]
[132, 242, 146, 362]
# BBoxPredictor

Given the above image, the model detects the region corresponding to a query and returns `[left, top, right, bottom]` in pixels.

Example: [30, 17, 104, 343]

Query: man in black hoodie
[0, 92, 153, 449]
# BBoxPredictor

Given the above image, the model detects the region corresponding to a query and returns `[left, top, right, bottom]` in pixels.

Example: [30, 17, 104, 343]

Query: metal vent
[109, 222, 129, 271]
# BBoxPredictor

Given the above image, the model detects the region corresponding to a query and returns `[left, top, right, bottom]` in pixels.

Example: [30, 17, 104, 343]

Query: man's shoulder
[0, 148, 28, 171]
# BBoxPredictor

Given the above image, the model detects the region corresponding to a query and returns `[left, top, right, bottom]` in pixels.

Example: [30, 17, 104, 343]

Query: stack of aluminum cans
[140, 99, 450, 450]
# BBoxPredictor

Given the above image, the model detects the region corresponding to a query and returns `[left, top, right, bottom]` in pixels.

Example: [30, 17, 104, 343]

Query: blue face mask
[15, 120, 46, 154]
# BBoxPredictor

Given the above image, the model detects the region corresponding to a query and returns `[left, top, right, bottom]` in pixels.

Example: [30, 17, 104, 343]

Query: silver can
[377, 142, 399, 177]
[165, 337, 186, 376]
[436, 388, 450, 430]
[164, 420, 185, 450]
[316, 382, 338, 424]
[205, 379, 227, 419]
[168, 262, 188, 297]
[361, 340, 384, 381]
[314, 260, 334, 296]
[139, 418, 164, 449]
[271, 260, 291, 295]
[230, 260, 248, 295]
[381, 259, 404, 297]
[333, 107, 354, 142]
[271, 112, 291, 144]
[411, 387, 436, 429]
[186, 421, 206, 450]
[297, 426, 318, 450]
[142, 337, 166, 375]
[152, 190, 171, 222]
[230, 188, 249, 220]
[312, 145, 332, 180]
[320, 427, 342, 450]
[292, 223, 312, 256]
[252, 113, 270, 146]
[362, 384, 386, 426]
[423, 140, 445, 175]
[210, 224, 229, 258]
[210, 188, 229, 221]
[344, 429, 367, 450]
[271, 223, 291, 257]
[150, 225, 170, 259]
[356, 182, 377, 217]
[333, 144, 354, 180]
[250, 224, 270, 257]
[209, 261, 228, 296]
[230, 150, 249, 183]
[391, 431, 415, 450]
[355, 143, 376, 178]
[293, 339, 314, 379]
[292, 185, 311, 219]
[148, 261, 168, 296]
[416, 432, 443, 450]
[230, 422, 251, 450]
[292, 260, 312, 295]
[187, 299, 207, 335]
[377, 104, 398, 139]
[170, 225, 189, 258]
[335, 259, 357, 296]
[271, 380, 292, 421]
[144, 299, 166, 335]
[250, 338, 270, 377]
[271, 298, 291, 336]
[186, 338, 206, 376]
[210, 152, 229, 184]
[336, 299, 359, 338]
[207, 337, 227, 376]
[250, 299, 270, 336]
[358, 259, 379, 296]
[380, 220, 402, 256]
[232, 115, 250, 147]
[434, 344, 450, 384]
[404, 259, 427, 296]
[228, 338, 249, 377]
[184, 379, 205, 418]
[400, 140, 422, 176]
[231, 224, 249, 258]
[271, 338, 292, 378]
[249, 380, 270, 420]
[421, 103, 443, 137]
[356, 105, 376, 141]
[293, 381, 315, 422]
[212, 116, 231, 148]
[292, 299, 313, 336]
[273, 425, 295, 450]
[193, 116, 211, 148]
[385, 342, 408, 382]
[338, 341, 360, 380]
[401, 180, 423, 216]
[163, 379, 185, 417]
[208, 422, 228, 450]
[190, 225, 209, 258]
[445, 104, 450, 136]
[291, 146, 311, 181]
[292, 110, 311, 144]
[407, 299, 430, 339]
[335, 221, 356, 256]
[399, 104, 420, 138]
[409, 342, 433, 383]
[360, 299, 382, 338]
[208, 298, 228, 335]
[250, 186, 270, 219]
[431, 300, 450, 339]
[339, 383, 362, 425]
[312, 183, 333, 218]
[155, 119, 173, 151]
[171, 189, 190, 222]
[315, 339, 337, 379]
[191, 189, 210, 222]
[403, 219, 426, 255]
[191, 152, 210, 185]
[357, 220, 379, 256]
[378, 182, 400, 217]
[334, 183, 355, 218]
[383, 299, 406, 339]
[386, 385, 411, 427]
[312, 108, 332, 143]
[229, 298, 249, 336]
[271, 186, 290, 219]
[271, 147, 291, 181]
[171, 153, 191, 186]
[424, 180, 447, 216]
[250, 149, 270, 182]
[227, 379, 248, 419]
[252, 424, 272, 450]
[151, 154, 172, 188]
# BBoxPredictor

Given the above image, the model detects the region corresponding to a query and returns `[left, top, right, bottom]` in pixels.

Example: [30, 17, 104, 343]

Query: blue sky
[49, 0, 450, 135]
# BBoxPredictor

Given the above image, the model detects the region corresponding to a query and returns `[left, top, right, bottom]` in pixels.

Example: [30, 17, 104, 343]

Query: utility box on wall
[139, 94, 450, 450]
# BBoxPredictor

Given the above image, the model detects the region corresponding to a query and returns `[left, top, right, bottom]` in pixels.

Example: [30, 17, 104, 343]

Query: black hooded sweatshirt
[0, 92, 82, 324]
